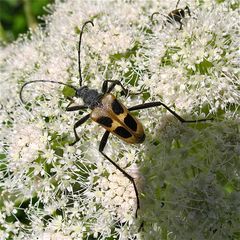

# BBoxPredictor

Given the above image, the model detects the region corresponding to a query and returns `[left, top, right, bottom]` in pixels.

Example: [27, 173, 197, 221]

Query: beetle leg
[176, 0, 181, 8]
[179, 22, 183, 30]
[102, 80, 128, 96]
[162, 20, 167, 29]
[99, 130, 140, 218]
[69, 114, 90, 146]
[128, 101, 213, 123]
[185, 6, 191, 16]
[65, 97, 87, 112]
[66, 105, 87, 111]
[102, 79, 145, 98]
[150, 11, 160, 23]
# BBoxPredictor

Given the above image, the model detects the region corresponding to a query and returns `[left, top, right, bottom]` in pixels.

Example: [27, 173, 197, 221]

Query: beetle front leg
[101, 80, 128, 96]
[69, 114, 90, 146]
[102, 79, 145, 98]
[176, 0, 181, 8]
[99, 130, 140, 218]
[66, 104, 87, 112]
[65, 97, 87, 112]
[185, 6, 191, 17]
[150, 11, 160, 23]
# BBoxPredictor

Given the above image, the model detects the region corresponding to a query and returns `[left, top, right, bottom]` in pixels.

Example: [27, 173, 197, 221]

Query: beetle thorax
[76, 86, 102, 109]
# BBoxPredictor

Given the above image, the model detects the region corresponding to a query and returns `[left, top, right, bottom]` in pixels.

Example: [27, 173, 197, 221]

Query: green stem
[23, 0, 37, 29]
[0, 22, 7, 42]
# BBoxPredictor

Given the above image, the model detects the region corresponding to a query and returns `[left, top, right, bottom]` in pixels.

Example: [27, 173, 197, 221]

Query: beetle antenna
[19, 80, 78, 104]
[176, 0, 181, 8]
[151, 12, 168, 23]
[151, 12, 160, 22]
[78, 20, 94, 87]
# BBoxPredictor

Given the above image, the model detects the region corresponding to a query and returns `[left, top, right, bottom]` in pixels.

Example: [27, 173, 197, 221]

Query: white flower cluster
[0, 0, 239, 239]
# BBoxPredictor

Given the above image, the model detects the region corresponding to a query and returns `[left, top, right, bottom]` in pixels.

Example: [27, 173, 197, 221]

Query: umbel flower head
[0, 0, 239, 239]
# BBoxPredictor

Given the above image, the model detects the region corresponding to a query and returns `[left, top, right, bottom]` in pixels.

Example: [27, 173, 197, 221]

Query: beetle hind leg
[99, 130, 140, 218]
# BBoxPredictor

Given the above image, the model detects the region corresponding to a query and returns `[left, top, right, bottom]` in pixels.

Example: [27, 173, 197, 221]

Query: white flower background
[0, 0, 239, 239]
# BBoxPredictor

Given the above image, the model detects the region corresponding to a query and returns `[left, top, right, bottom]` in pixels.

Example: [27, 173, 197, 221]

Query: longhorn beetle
[20, 20, 212, 218]
[151, 0, 191, 30]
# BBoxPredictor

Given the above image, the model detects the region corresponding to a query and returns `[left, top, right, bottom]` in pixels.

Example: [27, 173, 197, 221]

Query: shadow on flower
[138, 117, 240, 240]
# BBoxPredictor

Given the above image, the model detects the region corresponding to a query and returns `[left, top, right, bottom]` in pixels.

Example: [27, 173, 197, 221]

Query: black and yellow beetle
[151, 0, 191, 30]
[20, 20, 211, 217]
